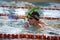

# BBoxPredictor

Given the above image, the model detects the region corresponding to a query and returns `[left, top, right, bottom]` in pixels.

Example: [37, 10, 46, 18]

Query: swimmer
[24, 11, 48, 29]
[24, 11, 60, 35]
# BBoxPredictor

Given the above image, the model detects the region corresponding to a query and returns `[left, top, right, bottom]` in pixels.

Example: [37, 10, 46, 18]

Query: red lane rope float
[40, 16, 60, 20]
[47, 36, 60, 40]
[0, 14, 60, 20]
[0, 6, 60, 10]
[0, 14, 9, 16]
[0, 34, 60, 40]
[0, 34, 46, 39]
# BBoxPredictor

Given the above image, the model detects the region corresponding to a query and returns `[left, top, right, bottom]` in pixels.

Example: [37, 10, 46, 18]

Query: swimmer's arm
[39, 20, 48, 26]
[40, 20, 60, 28]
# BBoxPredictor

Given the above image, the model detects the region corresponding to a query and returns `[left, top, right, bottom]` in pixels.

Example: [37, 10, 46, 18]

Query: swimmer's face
[28, 16, 38, 25]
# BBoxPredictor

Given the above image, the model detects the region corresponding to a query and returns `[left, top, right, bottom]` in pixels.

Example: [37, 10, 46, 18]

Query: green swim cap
[26, 7, 40, 17]
[30, 11, 40, 20]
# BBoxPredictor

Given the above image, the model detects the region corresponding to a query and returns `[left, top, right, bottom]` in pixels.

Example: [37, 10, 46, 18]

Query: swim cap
[30, 11, 40, 20]
[26, 7, 40, 17]
[26, 7, 42, 20]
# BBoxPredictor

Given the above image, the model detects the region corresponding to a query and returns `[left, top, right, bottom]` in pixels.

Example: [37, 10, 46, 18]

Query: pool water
[0, 16, 60, 36]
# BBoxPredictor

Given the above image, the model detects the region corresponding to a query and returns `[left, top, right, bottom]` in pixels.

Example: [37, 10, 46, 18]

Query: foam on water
[0, 17, 60, 36]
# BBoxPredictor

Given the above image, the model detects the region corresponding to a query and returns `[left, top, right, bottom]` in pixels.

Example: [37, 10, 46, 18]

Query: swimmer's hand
[24, 22, 29, 28]
[39, 20, 48, 26]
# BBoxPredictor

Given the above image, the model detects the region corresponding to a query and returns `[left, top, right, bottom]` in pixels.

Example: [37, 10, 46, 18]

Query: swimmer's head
[28, 11, 40, 20]
[27, 11, 40, 25]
